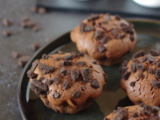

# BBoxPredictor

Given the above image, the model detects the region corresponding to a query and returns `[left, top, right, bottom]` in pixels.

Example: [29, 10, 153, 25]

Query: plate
[18, 19, 160, 120]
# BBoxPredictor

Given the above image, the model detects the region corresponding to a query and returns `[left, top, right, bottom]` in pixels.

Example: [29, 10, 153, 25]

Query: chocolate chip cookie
[71, 13, 137, 66]
[27, 52, 106, 114]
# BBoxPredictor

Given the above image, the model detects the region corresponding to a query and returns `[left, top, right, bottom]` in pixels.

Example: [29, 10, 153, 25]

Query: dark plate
[18, 19, 160, 120]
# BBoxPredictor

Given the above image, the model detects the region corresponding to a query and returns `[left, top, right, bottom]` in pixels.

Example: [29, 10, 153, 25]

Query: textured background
[0, 0, 89, 119]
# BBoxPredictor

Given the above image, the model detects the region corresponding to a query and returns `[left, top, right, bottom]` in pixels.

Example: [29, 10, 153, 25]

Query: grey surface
[0, 0, 89, 120]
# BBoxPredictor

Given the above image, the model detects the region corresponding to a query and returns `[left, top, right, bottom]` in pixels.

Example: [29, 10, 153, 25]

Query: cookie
[71, 13, 137, 66]
[27, 52, 106, 114]
[120, 50, 160, 106]
[104, 103, 160, 120]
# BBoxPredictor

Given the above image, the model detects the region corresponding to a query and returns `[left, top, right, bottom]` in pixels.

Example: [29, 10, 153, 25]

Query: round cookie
[120, 50, 160, 106]
[71, 13, 137, 66]
[27, 51, 106, 114]
[104, 103, 160, 120]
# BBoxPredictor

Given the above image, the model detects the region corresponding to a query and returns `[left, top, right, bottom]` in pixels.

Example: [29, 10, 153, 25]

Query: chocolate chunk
[80, 23, 94, 32]
[38, 7, 46, 14]
[38, 62, 54, 74]
[77, 61, 86, 66]
[63, 55, 72, 60]
[148, 68, 154, 74]
[45, 79, 53, 86]
[100, 36, 109, 44]
[119, 34, 126, 39]
[55, 57, 60, 61]
[80, 51, 86, 56]
[63, 81, 71, 90]
[2, 18, 12, 26]
[148, 55, 156, 63]
[80, 23, 86, 33]
[60, 67, 67, 75]
[54, 92, 60, 98]
[121, 60, 128, 67]
[18, 55, 31, 67]
[136, 64, 145, 72]
[62, 60, 72, 66]
[32, 42, 40, 51]
[92, 61, 97, 64]
[132, 112, 138, 117]
[131, 64, 136, 73]
[91, 80, 100, 88]
[138, 72, 143, 79]
[3, 30, 12, 36]
[53, 76, 60, 84]
[81, 68, 92, 83]
[150, 50, 158, 56]
[71, 52, 79, 58]
[130, 34, 135, 42]
[32, 79, 48, 91]
[94, 30, 104, 40]
[156, 62, 160, 67]
[72, 91, 81, 98]
[122, 24, 134, 34]
[122, 71, 131, 80]
[130, 81, 135, 87]
[132, 58, 139, 63]
[120, 66, 128, 75]
[27, 71, 37, 79]
[156, 69, 160, 79]
[42, 54, 49, 60]
[140, 56, 147, 63]
[30, 84, 47, 95]
[151, 106, 160, 113]
[88, 14, 99, 21]
[39, 77, 44, 82]
[71, 70, 80, 81]
[12, 51, 20, 59]
[115, 15, 121, 20]
[81, 86, 87, 91]
[152, 80, 160, 88]
[111, 28, 118, 37]
[113, 108, 128, 120]
[132, 50, 145, 59]
[98, 44, 106, 53]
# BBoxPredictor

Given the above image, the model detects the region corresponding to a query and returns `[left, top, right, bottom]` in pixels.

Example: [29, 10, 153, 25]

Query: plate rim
[17, 18, 160, 120]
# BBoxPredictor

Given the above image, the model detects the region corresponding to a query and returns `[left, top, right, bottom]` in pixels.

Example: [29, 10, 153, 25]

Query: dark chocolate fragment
[113, 108, 128, 120]
[156, 62, 160, 67]
[63, 81, 71, 90]
[136, 64, 145, 72]
[92, 61, 97, 64]
[80, 23, 85, 33]
[42, 54, 49, 60]
[27, 60, 39, 78]
[122, 24, 134, 34]
[94, 30, 104, 40]
[77, 61, 86, 66]
[150, 50, 158, 56]
[71, 70, 80, 81]
[132, 58, 139, 63]
[152, 80, 160, 89]
[111, 28, 118, 37]
[131, 64, 136, 73]
[80, 51, 86, 56]
[115, 15, 121, 20]
[53, 76, 60, 84]
[63, 55, 72, 60]
[140, 56, 147, 63]
[30, 84, 47, 95]
[45, 79, 53, 86]
[72, 91, 81, 98]
[130, 81, 135, 87]
[71, 52, 79, 58]
[98, 44, 106, 53]
[100, 36, 109, 44]
[148, 55, 157, 63]
[55, 56, 60, 61]
[3, 30, 12, 36]
[60, 67, 67, 75]
[130, 34, 135, 42]
[122, 71, 131, 80]
[132, 50, 145, 59]
[54, 92, 60, 98]
[38, 62, 54, 74]
[148, 68, 154, 74]
[32, 79, 48, 91]
[156, 69, 160, 79]
[91, 80, 100, 88]
[84, 25, 94, 32]
[81, 68, 92, 83]
[119, 34, 126, 39]
[151, 106, 160, 113]
[62, 60, 72, 66]
[88, 14, 99, 21]
[132, 112, 138, 117]
[138, 72, 143, 79]
[27, 71, 37, 79]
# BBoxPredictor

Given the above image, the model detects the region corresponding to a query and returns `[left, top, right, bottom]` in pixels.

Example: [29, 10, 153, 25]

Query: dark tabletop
[0, 0, 89, 120]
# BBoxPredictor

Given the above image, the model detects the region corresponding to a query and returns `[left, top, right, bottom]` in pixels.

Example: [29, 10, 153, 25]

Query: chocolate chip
[71, 70, 80, 81]
[80, 23, 94, 32]
[55, 57, 60, 61]
[119, 34, 126, 39]
[138, 72, 143, 79]
[122, 71, 131, 80]
[45, 79, 53, 86]
[130, 81, 135, 87]
[136, 64, 145, 72]
[81, 68, 92, 83]
[63, 55, 72, 60]
[115, 15, 121, 20]
[80, 23, 86, 33]
[91, 80, 100, 88]
[38, 62, 54, 74]
[71, 52, 79, 58]
[72, 91, 81, 98]
[111, 28, 118, 37]
[132, 112, 138, 117]
[151, 106, 160, 113]
[131, 64, 136, 73]
[18, 55, 31, 67]
[27, 72, 37, 79]
[113, 108, 128, 120]
[62, 60, 72, 66]
[100, 36, 109, 44]
[80, 51, 86, 56]
[132, 50, 145, 59]
[148, 55, 156, 63]
[39, 77, 44, 82]
[32, 79, 48, 91]
[140, 56, 147, 63]
[53, 76, 60, 84]
[77, 61, 86, 66]
[54, 92, 60, 98]
[12, 51, 20, 59]
[42, 54, 49, 60]
[150, 50, 158, 56]
[81, 86, 87, 91]
[63, 81, 71, 90]
[3, 30, 12, 36]
[98, 44, 106, 53]
[94, 30, 104, 40]
[30, 84, 47, 95]
[148, 68, 154, 74]
[156, 62, 160, 67]
[132, 58, 139, 63]
[38, 7, 46, 14]
[156, 69, 160, 79]
[32, 42, 40, 51]
[122, 24, 134, 34]
[130, 34, 134, 42]
[2, 18, 12, 26]
[88, 14, 99, 21]
[60, 67, 67, 75]
[92, 61, 97, 64]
